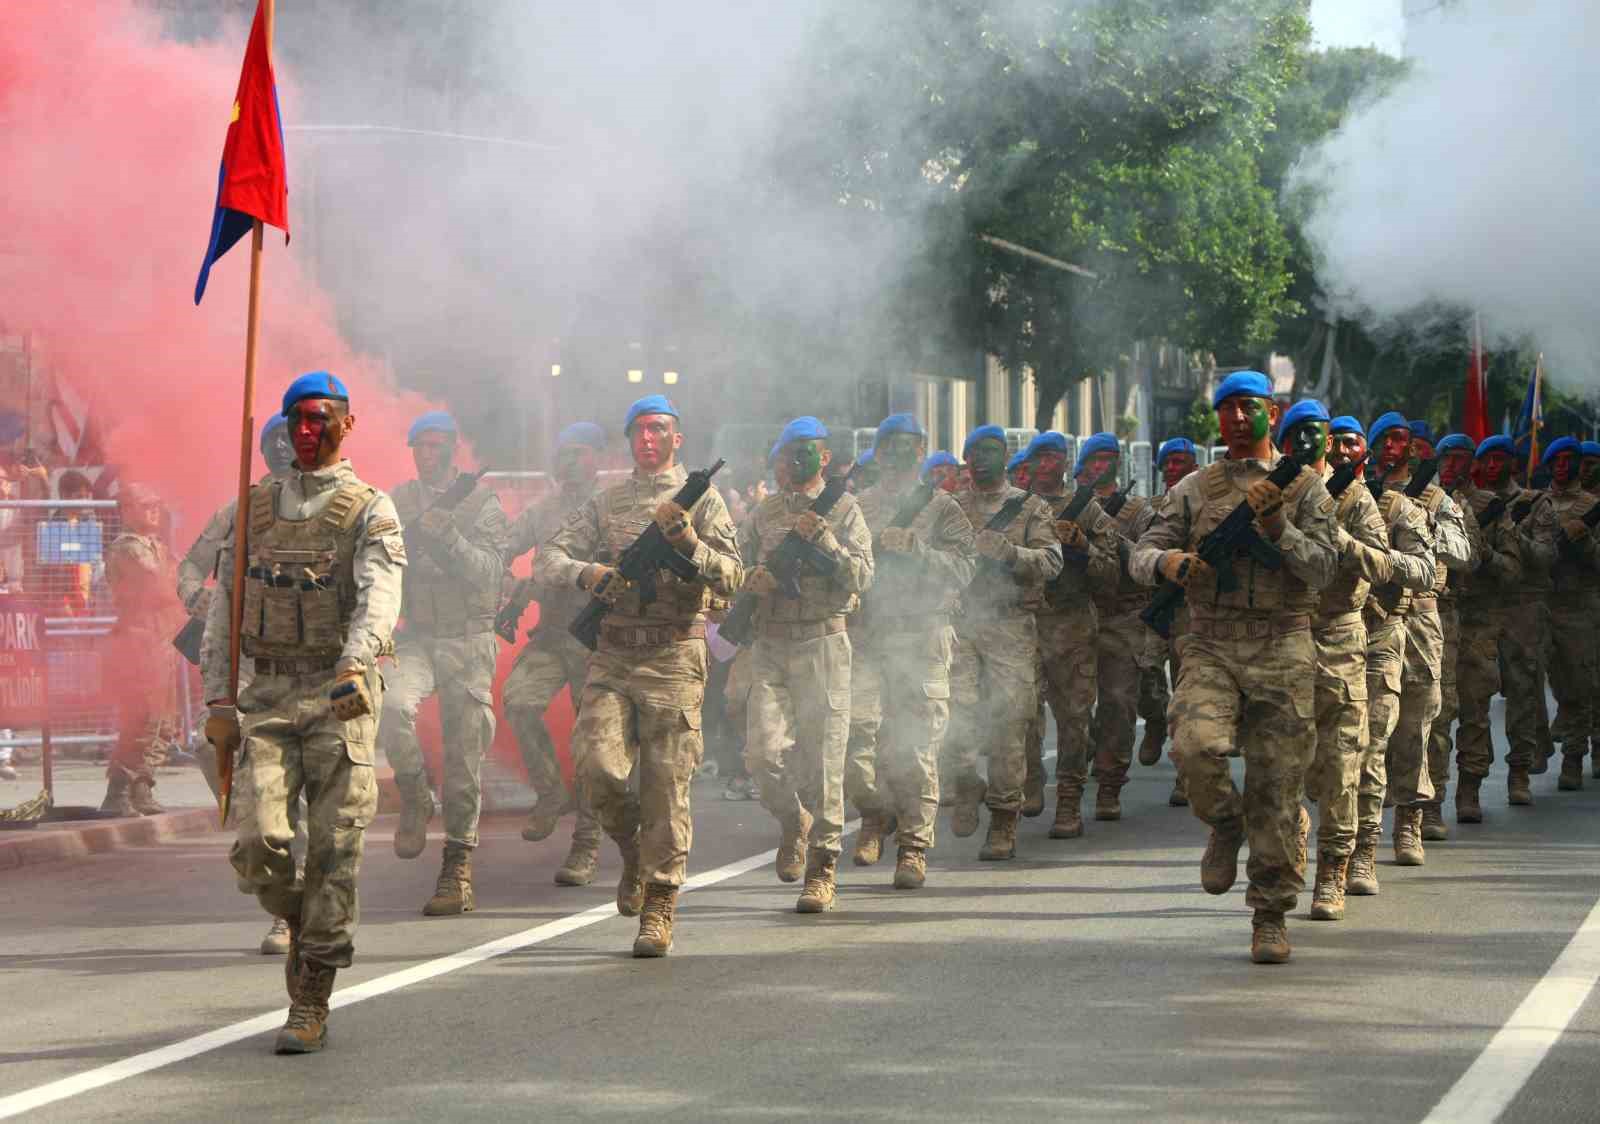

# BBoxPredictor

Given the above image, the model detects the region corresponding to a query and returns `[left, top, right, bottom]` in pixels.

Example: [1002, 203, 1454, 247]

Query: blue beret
[875, 413, 925, 446]
[1409, 419, 1436, 445]
[1277, 399, 1331, 441]
[1156, 437, 1196, 465]
[1212, 370, 1273, 409]
[281, 371, 349, 416]
[963, 424, 1006, 455]
[1329, 415, 1364, 436]
[1541, 436, 1580, 466]
[1435, 434, 1475, 455]
[1006, 449, 1027, 473]
[623, 394, 679, 432]
[1476, 435, 1515, 459]
[1024, 431, 1070, 460]
[556, 422, 606, 450]
[1074, 432, 1120, 474]
[1583, 442, 1600, 459]
[855, 449, 876, 467]
[1366, 411, 1410, 450]
[919, 451, 958, 481]
[777, 416, 829, 447]
[259, 414, 286, 443]
[407, 411, 457, 446]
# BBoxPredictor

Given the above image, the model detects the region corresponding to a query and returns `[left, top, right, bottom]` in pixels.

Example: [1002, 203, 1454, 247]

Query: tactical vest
[956, 486, 1048, 615]
[1183, 461, 1318, 615]
[1545, 486, 1600, 595]
[751, 492, 861, 623]
[1037, 488, 1094, 608]
[1092, 494, 1149, 613]
[1415, 484, 1450, 596]
[393, 480, 500, 635]
[1317, 486, 1371, 617]
[595, 477, 721, 624]
[1369, 490, 1415, 619]
[240, 480, 375, 662]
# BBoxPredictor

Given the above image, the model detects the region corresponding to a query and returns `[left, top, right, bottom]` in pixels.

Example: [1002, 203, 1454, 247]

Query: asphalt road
[3, 719, 1598, 1123]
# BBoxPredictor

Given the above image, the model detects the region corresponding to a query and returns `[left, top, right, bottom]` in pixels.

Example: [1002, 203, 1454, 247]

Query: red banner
[0, 595, 46, 724]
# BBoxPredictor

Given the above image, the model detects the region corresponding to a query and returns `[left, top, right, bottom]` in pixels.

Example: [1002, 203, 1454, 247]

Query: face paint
[1411, 439, 1435, 462]
[1551, 451, 1575, 485]
[288, 398, 346, 469]
[1377, 427, 1412, 471]
[411, 430, 456, 486]
[629, 414, 678, 473]
[1440, 450, 1473, 487]
[1162, 452, 1197, 489]
[929, 464, 960, 492]
[788, 440, 823, 485]
[1080, 452, 1119, 491]
[1329, 433, 1366, 469]
[1480, 450, 1509, 486]
[1282, 422, 1328, 463]
[1031, 450, 1067, 491]
[1219, 396, 1273, 454]
[966, 438, 1008, 487]
[877, 433, 922, 473]
[1581, 457, 1600, 489]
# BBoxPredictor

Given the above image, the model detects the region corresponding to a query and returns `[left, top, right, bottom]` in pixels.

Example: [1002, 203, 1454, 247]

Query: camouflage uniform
[104, 531, 187, 790]
[503, 488, 599, 848]
[1130, 453, 1339, 915]
[206, 460, 404, 969]
[533, 465, 742, 888]
[738, 485, 873, 863]
[1497, 484, 1558, 783]
[948, 486, 1062, 819]
[1453, 484, 1524, 783]
[383, 475, 509, 849]
[1423, 493, 1483, 812]
[1088, 494, 1159, 800]
[849, 481, 975, 851]
[1538, 482, 1599, 776]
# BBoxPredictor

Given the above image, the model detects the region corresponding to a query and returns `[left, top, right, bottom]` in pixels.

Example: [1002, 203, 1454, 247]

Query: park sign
[0, 595, 45, 724]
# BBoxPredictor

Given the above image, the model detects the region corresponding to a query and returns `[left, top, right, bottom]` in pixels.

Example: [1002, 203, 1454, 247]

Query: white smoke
[1294, 0, 1599, 382]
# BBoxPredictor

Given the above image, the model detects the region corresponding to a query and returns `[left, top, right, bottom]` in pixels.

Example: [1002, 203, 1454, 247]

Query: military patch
[1318, 494, 1335, 514]
[377, 534, 408, 564]
[367, 517, 400, 538]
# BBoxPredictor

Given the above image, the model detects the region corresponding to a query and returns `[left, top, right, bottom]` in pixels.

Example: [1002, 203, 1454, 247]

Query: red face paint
[288, 398, 342, 469]
[1031, 450, 1067, 492]
[1411, 438, 1435, 462]
[1329, 433, 1366, 469]
[1081, 452, 1119, 490]
[1377, 428, 1412, 472]
[629, 414, 678, 473]
[1551, 451, 1575, 485]
[1440, 450, 1473, 487]
[929, 465, 960, 492]
[1162, 453, 1197, 489]
[1218, 397, 1272, 457]
[1480, 450, 1510, 486]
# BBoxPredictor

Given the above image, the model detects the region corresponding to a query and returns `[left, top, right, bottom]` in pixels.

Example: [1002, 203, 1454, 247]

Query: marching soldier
[1131, 372, 1339, 964]
[1143, 437, 1201, 808]
[740, 417, 873, 911]
[503, 422, 606, 884]
[205, 371, 405, 1053]
[382, 412, 509, 917]
[534, 395, 742, 957]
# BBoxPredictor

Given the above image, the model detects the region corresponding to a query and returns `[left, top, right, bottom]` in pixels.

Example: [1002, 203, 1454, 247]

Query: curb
[0, 808, 221, 872]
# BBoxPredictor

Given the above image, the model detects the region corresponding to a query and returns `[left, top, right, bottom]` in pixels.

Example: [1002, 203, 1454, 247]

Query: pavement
[2, 711, 1598, 1122]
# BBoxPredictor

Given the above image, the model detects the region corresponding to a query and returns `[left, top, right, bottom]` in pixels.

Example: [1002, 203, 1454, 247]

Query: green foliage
[1178, 395, 1221, 446]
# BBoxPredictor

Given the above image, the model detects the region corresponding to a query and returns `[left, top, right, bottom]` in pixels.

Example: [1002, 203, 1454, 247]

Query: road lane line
[0, 830, 825, 1121]
[1422, 892, 1600, 1124]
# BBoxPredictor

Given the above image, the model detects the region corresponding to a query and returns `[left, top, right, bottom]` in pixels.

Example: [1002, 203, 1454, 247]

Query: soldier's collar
[632, 464, 687, 486]
[787, 480, 825, 502]
[293, 459, 352, 493]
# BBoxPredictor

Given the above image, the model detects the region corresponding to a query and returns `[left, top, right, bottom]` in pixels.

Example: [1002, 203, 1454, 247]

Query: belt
[1313, 610, 1364, 631]
[760, 617, 848, 642]
[1188, 613, 1310, 641]
[600, 621, 706, 649]
[251, 655, 339, 677]
[1410, 594, 1438, 610]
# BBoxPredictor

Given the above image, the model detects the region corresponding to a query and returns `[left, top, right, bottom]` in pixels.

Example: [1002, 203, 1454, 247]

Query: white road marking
[1422, 893, 1600, 1124]
[0, 827, 844, 1121]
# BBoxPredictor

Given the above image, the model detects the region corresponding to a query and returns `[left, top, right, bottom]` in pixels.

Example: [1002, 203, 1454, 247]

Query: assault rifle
[1368, 458, 1442, 617]
[406, 467, 493, 561]
[1365, 460, 1398, 503]
[172, 615, 205, 666]
[1141, 427, 1322, 639]
[720, 465, 857, 647]
[569, 459, 725, 651]
[1476, 494, 1510, 526]
[969, 492, 1031, 586]
[1100, 480, 1136, 519]
[495, 578, 537, 643]
[1049, 483, 1102, 573]
[1557, 499, 1600, 564]
[1325, 461, 1359, 499]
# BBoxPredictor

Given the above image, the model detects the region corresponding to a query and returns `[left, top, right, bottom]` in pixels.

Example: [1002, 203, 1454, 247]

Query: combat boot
[1531, 741, 1550, 775]
[1456, 775, 1484, 823]
[1137, 719, 1165, 767]
[776, 808, 812, 883]
[1168, 775, 1189, 807]
[393, 774, 434, 859]
[1558, 754, 1585, 791]
[796, 849, 839, 913]
[852, 810, 887, 867]
[1346, 831, 1380, 896]
[554, 834, 599, 886]
[1048, 782, 1083, 839]
[1393, 806, 1425, 866]
[892, 846, 926, 890]
[1250, 910, 1291, 965]
[260, 917, 290, 956]
[1309, 851, 1347, 921]
[950, 775, 986, 838]
[632, 883, 677, 957]
[1420, 800, 1448, 841]
[1507, 768, 1534, 806]
[979, 808, 1019, 861]
[423, 842, 474, 915]
[1200, 818, 1245, 895]
[99, 769, 135, 817]
[1021, 759, 1045, 818]
[1293, 805, 1311, 882]
[1094, 784, 1122, 821]
[275, 960, 336, 1055]
[616, 832, 644, 917]
[521, 791, 574, 842]
[128, 777, 164, 816]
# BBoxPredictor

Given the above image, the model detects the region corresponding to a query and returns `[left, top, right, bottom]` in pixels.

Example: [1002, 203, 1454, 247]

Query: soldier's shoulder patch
[1317, 493, 1336, 515]
[375, 534, 408, 565]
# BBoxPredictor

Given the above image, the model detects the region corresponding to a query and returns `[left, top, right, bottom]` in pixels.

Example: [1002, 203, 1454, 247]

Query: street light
[627, 369, 644, 383]
[663, 371, 679, 386]
[550, 364, 561, 378]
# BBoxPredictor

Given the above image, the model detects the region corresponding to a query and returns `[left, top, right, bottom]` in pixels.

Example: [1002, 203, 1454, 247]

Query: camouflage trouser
[1545, 595, 1598, 757]
[1138, 658, 1170, 752]
[860, 628, 951, 849]
[949, 613, 1038, 813]
[1172, 625, 1316, 914]
[1360, 617, 1425, 832]
[1090, 607, 1148, 789]
[1425, 602, 1461, 799]
[745, 629, 851, 857]
[1499, 600, 1549, 771]
[504, 632, 599, 846]
[106, 626, 179, 783]
[229, 667, 382, 968]
[1307, 616, 1366, 857]
[1455, 602, 1506, 778]
[844, 636, 884, 815]
[574, 639, 707, 887]
[1385, 609, 1442, 810]
[380, 631, 498, 849]
[1037, 605, 1098, 789]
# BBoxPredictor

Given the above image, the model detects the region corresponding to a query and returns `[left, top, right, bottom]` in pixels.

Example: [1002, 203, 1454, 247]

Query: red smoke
[0, 0, 437, 528]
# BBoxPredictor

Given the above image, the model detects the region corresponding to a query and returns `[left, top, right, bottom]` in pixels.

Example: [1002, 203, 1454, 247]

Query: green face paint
[788, 441, 823, 484]
[878, 433, 921, 472]
[1286, 421, 1327, 461]
[968, 438, 1008, 485]
[1244, 398, 1271, 442]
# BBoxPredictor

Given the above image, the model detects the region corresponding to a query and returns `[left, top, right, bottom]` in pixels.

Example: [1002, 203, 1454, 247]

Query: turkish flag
[194, 0, 288, 304]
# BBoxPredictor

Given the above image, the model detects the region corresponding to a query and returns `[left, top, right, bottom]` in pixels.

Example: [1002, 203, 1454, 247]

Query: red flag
[1462, 312, 1489, 443]
[194, 0, 288, 303]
